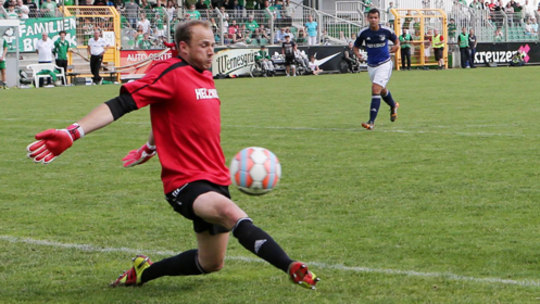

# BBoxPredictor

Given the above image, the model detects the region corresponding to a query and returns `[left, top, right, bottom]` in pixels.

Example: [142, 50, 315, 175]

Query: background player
[26, 20, 318, 290]
[353, 8, 400, 130]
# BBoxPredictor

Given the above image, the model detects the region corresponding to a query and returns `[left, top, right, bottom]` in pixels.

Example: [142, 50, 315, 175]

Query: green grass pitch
[1, 66, 539, 303]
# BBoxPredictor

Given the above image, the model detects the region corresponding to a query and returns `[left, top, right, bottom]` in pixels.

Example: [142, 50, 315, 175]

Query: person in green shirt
[138, 32, 154, 49]
[254, 45, 274, 76]
[0, 38, 7, 88]
[187, 4, 201, 20]
[457, 27, 469, 68]
[448, 18, 457, 44]
[41, 0, 57, 17]
[244, 15, 259, 33]
[53, 31, 71, 84]
[399, 28, 412, 70]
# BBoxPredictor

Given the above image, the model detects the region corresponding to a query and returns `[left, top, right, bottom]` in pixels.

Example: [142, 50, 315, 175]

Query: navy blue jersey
[354, 25, 397, 66]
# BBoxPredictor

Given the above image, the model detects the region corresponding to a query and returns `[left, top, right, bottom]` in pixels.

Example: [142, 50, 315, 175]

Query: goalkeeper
[26, 20, 318, 290]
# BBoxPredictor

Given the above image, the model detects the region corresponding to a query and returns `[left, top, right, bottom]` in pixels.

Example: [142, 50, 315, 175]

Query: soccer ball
[230, 147, 281, 195]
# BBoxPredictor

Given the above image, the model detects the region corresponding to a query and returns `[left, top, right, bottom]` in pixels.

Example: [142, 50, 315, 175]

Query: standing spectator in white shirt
[35, 32, 55, 86]
[35, 33, 54, 63]
[87, 29, 110, 85]
[137, 12, 151, 34]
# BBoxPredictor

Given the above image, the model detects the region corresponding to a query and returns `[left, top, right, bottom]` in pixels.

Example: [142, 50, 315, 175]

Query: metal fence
[447, 4, 539, 43]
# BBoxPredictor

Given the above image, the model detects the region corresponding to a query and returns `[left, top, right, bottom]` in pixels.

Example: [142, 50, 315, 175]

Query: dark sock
[141, 249, 206, 283]
[381, 90, 396, 108]
[232, 218, 293, 273]
[369, 95, 381, 123]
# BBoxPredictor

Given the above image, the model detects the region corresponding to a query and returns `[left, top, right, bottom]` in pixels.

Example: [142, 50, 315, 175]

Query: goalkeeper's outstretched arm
[27, 94, 138, 164]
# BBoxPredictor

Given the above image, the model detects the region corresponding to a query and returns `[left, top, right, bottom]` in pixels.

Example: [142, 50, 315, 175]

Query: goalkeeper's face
[180, 25, 215, 71]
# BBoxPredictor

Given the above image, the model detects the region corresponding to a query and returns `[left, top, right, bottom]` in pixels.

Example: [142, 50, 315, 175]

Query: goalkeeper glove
[26, 123, 84, 164]
[122, 142, 156, 168]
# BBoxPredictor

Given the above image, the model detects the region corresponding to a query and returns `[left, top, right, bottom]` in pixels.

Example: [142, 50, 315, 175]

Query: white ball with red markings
[230, 147, 281, 195]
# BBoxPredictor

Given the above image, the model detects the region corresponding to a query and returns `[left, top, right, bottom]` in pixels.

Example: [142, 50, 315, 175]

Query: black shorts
[285, 54, 295, 65]
[434, 48, 443, 61]
[165, 180, 231, 235]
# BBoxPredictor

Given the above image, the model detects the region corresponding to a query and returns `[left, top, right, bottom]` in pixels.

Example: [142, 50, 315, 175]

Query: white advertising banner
[212, 48, 259, 77]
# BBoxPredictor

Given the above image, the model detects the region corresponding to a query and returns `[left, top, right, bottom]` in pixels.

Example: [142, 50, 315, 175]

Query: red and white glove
[122, 142, 156, 168]
[26, 123, 84, 164]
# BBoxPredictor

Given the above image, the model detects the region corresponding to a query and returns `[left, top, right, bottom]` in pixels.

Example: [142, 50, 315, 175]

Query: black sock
[141, 249, 206, 283]
[381, 90, 396, 108]
[369, 95, 381, 123]
[232, 218, 293, 273]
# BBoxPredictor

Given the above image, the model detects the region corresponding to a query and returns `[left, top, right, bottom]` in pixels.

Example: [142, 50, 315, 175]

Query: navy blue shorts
[165, 180, 231, 235]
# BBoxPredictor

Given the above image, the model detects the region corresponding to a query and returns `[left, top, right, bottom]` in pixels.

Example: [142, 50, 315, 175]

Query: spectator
[423, 29, 432, 64]
[468, 28, 477, 68]
[343, 41, 360, 72]
[0, 36, 7, 88]
[296, 28, 307, 44]
[223, 0, 234, 10]
[137, 12, 151, 34]
[399, 28, 412, 70]
[232, 24, 247, 45]
[165, 0, 176, 23]
[40, 0, 57, 17]
[245, 15, 259, 33]
[254, 45, 274, 76]
[135, 25, 145, 46]
[125, 0, 139, 29]
[305, 15, 318, 45]
[283, 27, 294, 40]
[245, 0, 258, 11]
[35, 32, 54, 86]
[232, 0, 242, 19]
[16, 0, 29, 19]
[432, 28, 445, 69]
[448, 18, 457, 44]
[87, 29, 110, 85]
[504, 2, 515, 26]
[138, 32, 154, 49]
[494, 26, 504, 41]
[94, 0, 107, 6]
[140, 0, 151, 10]
[531, 18, 539, 34]
[53, 31, 70, 84]
[387, 2, 395, 28]
[235, 0, 243, 10]
[35, 32, 54, 64]
[522, 0, 533, 20]
[228, 19, 239, 41]
[153, 0, 167, 37]
[186, 4, 201, 20]
[259, 24, 270, 41]
[195, 0, 209, 10]
[281, 34, 296, 76]
[320, 29, 330, 45]
[6, 3, 18, 18]
[308, 55, 322, 75]
[525, 17, 538, 35]
[510, 0, 522, 24]
[274, 27, 285, 44]
[458, 27, 469, 68]
[403, 10, 413, 30]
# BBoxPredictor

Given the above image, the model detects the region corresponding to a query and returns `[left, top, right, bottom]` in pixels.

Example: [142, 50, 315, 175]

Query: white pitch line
[2, 117, 530, 138]
[1, 235, 538, 288]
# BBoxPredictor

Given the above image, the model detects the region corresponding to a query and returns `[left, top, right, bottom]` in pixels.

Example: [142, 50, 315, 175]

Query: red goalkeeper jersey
[121, 57, 231, 193]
